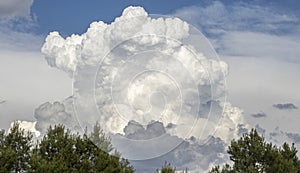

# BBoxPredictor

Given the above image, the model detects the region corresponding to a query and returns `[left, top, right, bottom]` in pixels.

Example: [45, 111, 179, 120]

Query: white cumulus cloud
[9, 120, 40, 138]
[37, 6, 251, 172]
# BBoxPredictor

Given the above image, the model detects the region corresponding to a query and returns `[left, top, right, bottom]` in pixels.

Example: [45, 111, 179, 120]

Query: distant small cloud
[0, 99, 6, 104]
[166, 123, 176, 129]
[285, 132, 300, 143]
[273, 103, 298, 110]
[251, 112, 267, 118]
[255, 124, 266, 134]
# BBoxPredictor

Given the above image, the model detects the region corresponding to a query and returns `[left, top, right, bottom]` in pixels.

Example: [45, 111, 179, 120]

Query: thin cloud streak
[273, 103, 298, 110]
[251, 112, 267, 118]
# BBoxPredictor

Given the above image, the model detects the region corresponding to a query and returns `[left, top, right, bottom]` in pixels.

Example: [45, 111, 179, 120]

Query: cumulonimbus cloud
[37, 6, 251, 170]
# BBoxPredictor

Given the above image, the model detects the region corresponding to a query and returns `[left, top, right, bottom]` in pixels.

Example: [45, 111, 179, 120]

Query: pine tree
[209, 128, 300, 173]
[155, 162, 188, 173]
[155, 162, 176, 173]
[0, 122, 33, 173]
[89, 121, 113, 153]
[29, 125, 75, 172]
[29, 124, 134, 173]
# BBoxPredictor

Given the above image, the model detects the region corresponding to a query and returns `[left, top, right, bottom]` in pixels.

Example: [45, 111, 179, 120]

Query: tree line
[0, 122, 133, 173]
[1, 122, 300, 173]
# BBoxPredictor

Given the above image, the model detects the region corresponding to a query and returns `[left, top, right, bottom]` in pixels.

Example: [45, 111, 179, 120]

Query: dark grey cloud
[0, 99, 6, 104]
[251, 112, 267, 118]
[34, 97, 80, 134]
[111, 120, 230, 172]
[273, 103, 298, 110]
[166, 123, 176, 129]
[123, 121, 166, 140]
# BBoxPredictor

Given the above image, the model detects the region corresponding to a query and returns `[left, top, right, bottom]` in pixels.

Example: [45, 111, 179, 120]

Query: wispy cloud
[0, 29, 42, 51]
[0, 0, 33, 19]
[217, 31, 300, 62]
[0, 0, 40, 51]
[173, 1, 300, 62]
[173, 1, 298, 35]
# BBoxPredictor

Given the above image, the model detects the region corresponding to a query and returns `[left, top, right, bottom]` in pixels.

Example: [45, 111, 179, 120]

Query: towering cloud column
[40, 6, 247, 162]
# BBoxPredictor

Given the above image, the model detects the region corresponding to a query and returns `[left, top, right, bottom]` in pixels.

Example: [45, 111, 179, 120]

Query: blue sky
[0, 0, 300, 172]
[32, 0, 200, 35]
[27, 0, 300, 36]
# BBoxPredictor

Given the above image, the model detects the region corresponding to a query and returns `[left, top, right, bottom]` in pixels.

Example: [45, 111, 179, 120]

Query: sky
[0, 0, 300, 172]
